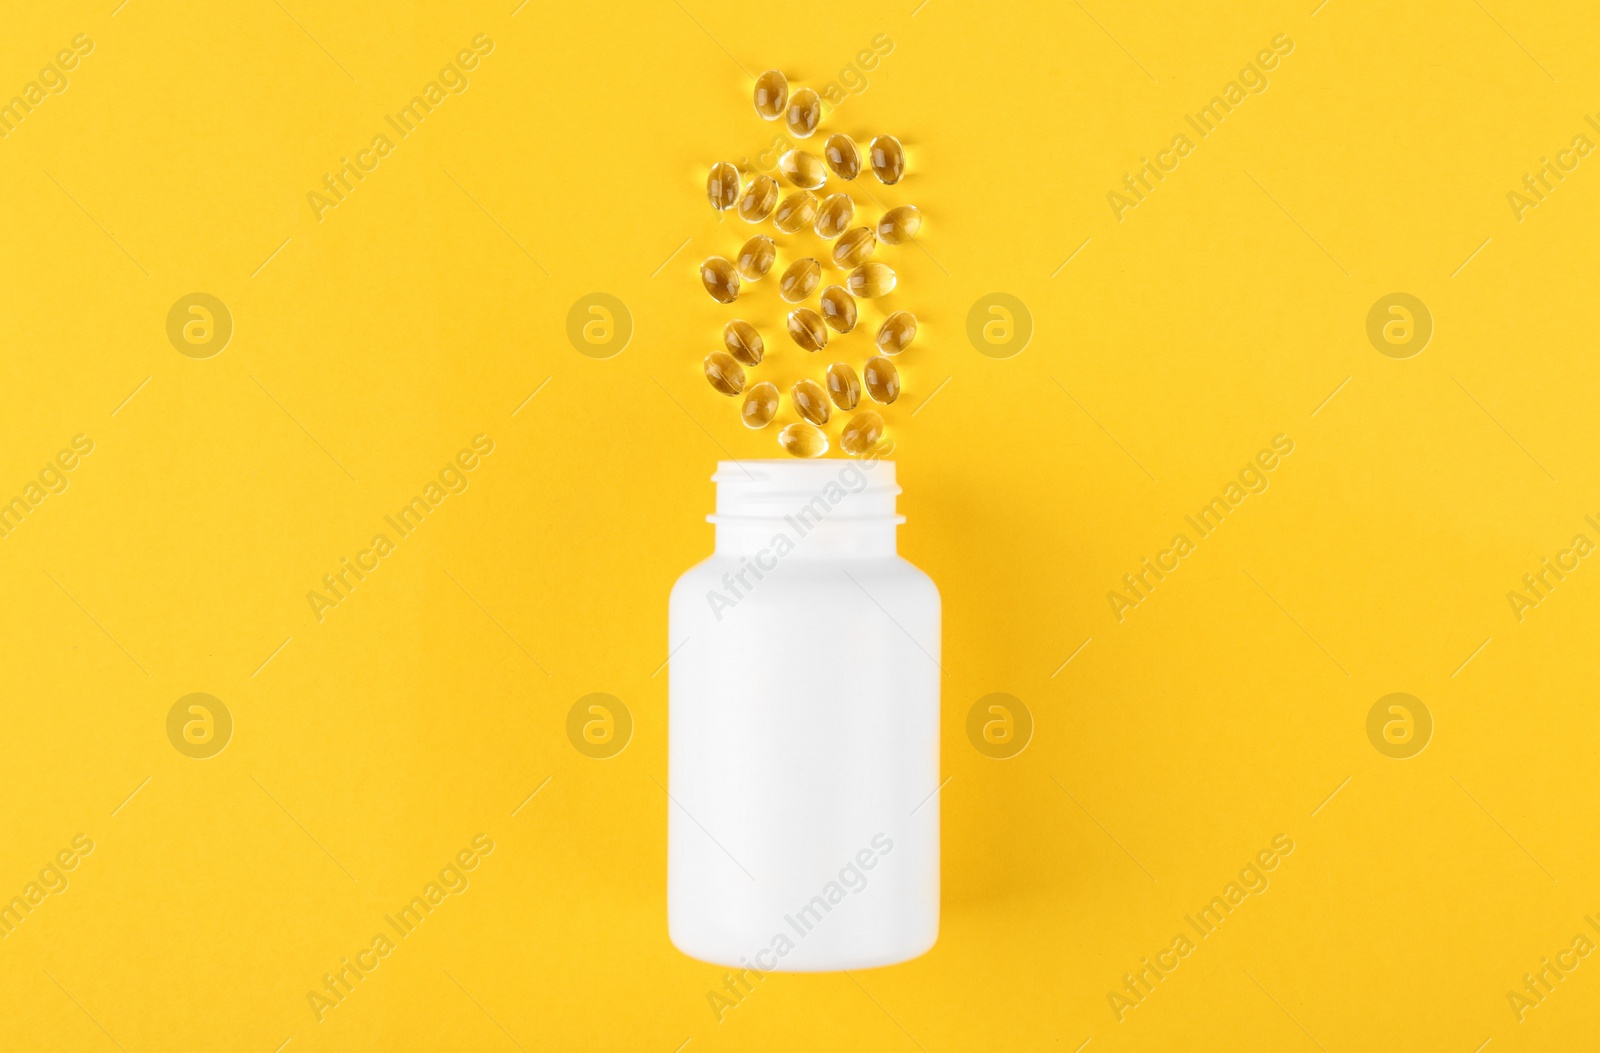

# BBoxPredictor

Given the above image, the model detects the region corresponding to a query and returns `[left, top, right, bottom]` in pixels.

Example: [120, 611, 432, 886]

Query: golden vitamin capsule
[814, 193, 854, 239]
[846, 260, 896, 298]
[869, 135, 906, 184]
[753, 69, 788, 121]
[833, 227, 877, 269]
[875, 311, 917, 355]
[707, 162, 740, 212]
[818, 285, 857, 333]
[824, 134, 860, 180]
[779, 422, 828, 458]
[736, 235, 775, 280]
[840, 410, 885, 456]
[738, 174, 778, 222]
[742, 381, 779, 428]
[779, 150, 827, 190]
[863, 355, 899, 404]
[787, 308, 828, 352]
[826, 362, 860, 410]
[778, 257, 821, 303]
[786, 87, 821, 139]
[773, 189, 818, 234]
[877, 204, 923, 245]
[701, 256, 740, 304]
[723, 319, 764, 366]
[792, 378, 831, 425]
[705, 351, 745, 396]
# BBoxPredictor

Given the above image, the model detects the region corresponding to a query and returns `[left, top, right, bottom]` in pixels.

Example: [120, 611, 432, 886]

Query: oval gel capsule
[792, 378, 831, 425]
[754, 70, 788, 120]
[723, 320, 764, 366]
[742, 381, 779, 428]
[701, 257, 740, 304]
[863, 355, 900, 404]
[846, 261, 895, 298]
[779, 258, 822, 303]
[826, 362, 861, 410]
[869, 135, 905, 184]
[737, 235, 776, 281]
[705, 352, 746, 396]
[778, 421, 828, 457]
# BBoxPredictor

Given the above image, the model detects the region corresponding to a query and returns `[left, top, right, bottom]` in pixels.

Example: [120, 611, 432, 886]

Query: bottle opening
[710, 458, 903, 523]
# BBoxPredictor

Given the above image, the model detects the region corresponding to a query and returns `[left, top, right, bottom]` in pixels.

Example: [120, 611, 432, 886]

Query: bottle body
[667, 459, 940, 971]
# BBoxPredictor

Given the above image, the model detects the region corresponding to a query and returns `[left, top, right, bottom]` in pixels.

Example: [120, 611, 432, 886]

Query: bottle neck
[710, 458, 903, 560]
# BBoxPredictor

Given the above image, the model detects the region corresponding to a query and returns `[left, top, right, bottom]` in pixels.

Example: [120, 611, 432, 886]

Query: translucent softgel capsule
[875, 311, 916, 355]
[753, 70, 788, 120]
[846, 260, 896, 298]
[779, 422, 828, 458]
[780, 88, 819, 139]
[792, 379, 831, 425]
[814, 193, 854, 239]
[707, 163, 740, 212]
[736, 235, 775, 281]
[779, 150, 828, 190]
[742, 381, 779, 428]
[833, 228, 878, 269]
[738, 175, 778, 222]
[863, 355, 900, 404]
[826, 362, 861, 410]
[839, 410, 885, 456]
[869, 135, 905, 184]
[818, 285, 857, 333]
[773, 190, 818, 234]
[877, 205, 923, 245]
[824, 134, 860, 180]
[786, 87, 821, 139]
[705, 352, 746, 396]
[723, 320, 764, 366]
[778, 258, 821, 303]
[787, 308, 828, 352]
[701, 257, 740, 304]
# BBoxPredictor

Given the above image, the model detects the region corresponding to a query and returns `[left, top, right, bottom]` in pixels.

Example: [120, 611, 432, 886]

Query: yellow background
[3, 0, 1599, 1049]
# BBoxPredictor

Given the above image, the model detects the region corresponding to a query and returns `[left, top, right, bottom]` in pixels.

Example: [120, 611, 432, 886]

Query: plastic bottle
[668, 456, 940, 971]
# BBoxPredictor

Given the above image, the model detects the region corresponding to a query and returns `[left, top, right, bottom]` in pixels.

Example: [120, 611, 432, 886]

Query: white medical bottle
[668, 455, 940, 971]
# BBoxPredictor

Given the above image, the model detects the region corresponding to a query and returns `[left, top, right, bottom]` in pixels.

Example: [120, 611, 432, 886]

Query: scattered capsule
[786, 87, 821, 138]
[875, 311, 917, 355]
[877, 205, 923, 245]
[753, 70, 789, 121]
[818, 285, 857, 333]
[824, 134, 860, 180]
[787, 308, 828, 352]
[826, 362, 861, 410]
[846, 260, 896, 298]
[779, 422, 828, 458]
[705, 352, 745, 396]
[742, 381, 779, 428]
[778, 258, 821, 303]
[863, 355, 900, 404]
[792, 378, 831, 425]
[779, 150, 828, 190]
[840, 410, 885, 456]
[869, 135, 906, 184]
[707, 162, 740, 212]
[814, 193, 854, 239]
[738, 174, 778, 222]
[701, 256, 740, 304]
[723, 319, 764, 366]
[773, 189, 818, 234]
[833, 227, 877, 269]
[736, 235, 776, 280]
